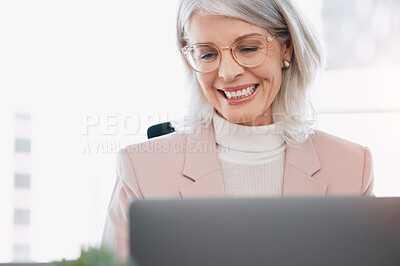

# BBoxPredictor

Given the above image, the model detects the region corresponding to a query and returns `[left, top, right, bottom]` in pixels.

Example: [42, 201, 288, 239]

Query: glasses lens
[233, 38, 267, 67]
[186, 44, 219, 73]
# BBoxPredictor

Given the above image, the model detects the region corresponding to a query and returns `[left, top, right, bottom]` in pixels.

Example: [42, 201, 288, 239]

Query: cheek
[253, 45, 283, 82]
[253, 52, 283, 85]
[251, 65, 281, 85]
[251, 61, 283, 102]
[196, 73, 215, 93]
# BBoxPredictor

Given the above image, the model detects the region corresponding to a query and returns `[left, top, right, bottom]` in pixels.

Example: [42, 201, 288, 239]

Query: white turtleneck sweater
[212, 112, 286, 198]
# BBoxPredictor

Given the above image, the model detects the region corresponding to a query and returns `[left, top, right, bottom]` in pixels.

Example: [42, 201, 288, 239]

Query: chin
[222, 111, 257, 125]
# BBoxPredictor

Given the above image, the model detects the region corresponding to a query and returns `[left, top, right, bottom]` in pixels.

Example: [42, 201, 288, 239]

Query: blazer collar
[179, 125, 225, 198]
[283, 136, 328, 196]
[179, 123, 327, 198]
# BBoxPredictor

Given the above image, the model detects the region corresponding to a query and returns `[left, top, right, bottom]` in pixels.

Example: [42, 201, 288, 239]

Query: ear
[281, 37, 294, 63]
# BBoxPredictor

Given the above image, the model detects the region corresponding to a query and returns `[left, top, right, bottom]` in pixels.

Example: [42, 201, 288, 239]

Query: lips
[218, 84, 259, 105]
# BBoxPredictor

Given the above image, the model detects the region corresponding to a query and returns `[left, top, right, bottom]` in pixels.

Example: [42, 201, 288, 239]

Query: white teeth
[223, 85, 257, 99]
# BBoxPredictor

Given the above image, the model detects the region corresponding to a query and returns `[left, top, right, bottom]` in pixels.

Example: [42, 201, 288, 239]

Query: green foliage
[52, 246, 130, 266]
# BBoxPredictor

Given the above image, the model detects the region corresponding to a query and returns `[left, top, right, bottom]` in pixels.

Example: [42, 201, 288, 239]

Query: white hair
[172, 0, 325, 143]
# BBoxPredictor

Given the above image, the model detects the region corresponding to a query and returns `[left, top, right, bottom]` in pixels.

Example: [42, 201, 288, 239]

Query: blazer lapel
[178, 124, 327, 197]
[179, 125, 225, 199]
[283, 136, 328, 196]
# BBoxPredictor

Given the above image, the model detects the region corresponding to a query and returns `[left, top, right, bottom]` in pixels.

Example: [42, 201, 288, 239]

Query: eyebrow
[194, 33, 266, 45]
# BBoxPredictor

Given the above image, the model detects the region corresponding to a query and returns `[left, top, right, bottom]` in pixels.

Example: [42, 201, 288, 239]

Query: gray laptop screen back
[130, 197, 400, 266]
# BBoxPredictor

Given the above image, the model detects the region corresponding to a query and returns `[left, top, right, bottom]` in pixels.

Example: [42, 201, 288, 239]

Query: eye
[239, 46, 259, 53]
[234, 38, 266, 56]
[200, 52, 218, 60]
[194, 45, 219, 62]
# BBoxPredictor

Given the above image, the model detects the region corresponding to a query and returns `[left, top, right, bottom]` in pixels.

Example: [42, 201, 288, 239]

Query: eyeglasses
[180, 35, 275, 73]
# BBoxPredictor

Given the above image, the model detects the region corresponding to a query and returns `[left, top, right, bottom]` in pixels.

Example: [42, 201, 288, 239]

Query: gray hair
[172, 0, 325, 143]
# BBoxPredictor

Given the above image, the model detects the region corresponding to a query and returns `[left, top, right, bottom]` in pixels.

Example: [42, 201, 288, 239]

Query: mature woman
[103, 0, 374, 261]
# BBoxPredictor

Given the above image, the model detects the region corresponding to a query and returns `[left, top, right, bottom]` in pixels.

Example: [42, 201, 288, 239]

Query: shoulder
[288, 130, 370, 167]
[117, 132, 189, 180]
[309, 130, 371, 169]
[309, 130, 373, 195]
[118, 133, 187, 172]
[310, 130, 368, 157]
[119, 132, 188, 160]
[116, 133, 191, 197]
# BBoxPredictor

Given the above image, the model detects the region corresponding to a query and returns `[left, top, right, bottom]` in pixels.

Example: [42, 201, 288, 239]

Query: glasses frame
[180, 35, 276, 74]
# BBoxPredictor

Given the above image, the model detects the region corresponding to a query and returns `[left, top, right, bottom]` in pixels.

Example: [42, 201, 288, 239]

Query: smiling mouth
[218, 84, 259, 100]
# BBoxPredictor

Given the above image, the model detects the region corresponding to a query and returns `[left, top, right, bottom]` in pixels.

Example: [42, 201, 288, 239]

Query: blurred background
[0, 0, 399, 263]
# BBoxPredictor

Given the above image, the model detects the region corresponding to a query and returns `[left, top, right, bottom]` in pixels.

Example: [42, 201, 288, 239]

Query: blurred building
[13, 113, 32, 261]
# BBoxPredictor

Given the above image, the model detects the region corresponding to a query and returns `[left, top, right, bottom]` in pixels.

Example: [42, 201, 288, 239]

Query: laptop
[130, 197, 400, 266]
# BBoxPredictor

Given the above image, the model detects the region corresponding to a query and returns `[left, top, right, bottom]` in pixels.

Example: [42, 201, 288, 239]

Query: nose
[218, 49, 244, 82]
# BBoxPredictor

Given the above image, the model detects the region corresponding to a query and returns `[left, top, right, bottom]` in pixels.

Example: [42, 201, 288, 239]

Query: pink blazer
[102, 125, 374, 261]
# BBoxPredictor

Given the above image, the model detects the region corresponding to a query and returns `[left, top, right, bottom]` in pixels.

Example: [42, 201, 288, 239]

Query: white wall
[0, 0, 184, 262]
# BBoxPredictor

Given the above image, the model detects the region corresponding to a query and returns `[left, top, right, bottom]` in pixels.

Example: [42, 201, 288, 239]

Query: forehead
[188, 12, 267, 45]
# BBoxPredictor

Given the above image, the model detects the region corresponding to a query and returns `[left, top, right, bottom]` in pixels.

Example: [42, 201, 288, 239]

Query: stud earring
[283, 59, 290, 69]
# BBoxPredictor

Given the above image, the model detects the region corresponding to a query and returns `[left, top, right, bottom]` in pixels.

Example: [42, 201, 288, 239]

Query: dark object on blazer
[147, 122, 175, 139]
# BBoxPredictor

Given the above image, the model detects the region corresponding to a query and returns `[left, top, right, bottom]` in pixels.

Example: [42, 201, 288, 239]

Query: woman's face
[188, 13, 293, 126]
